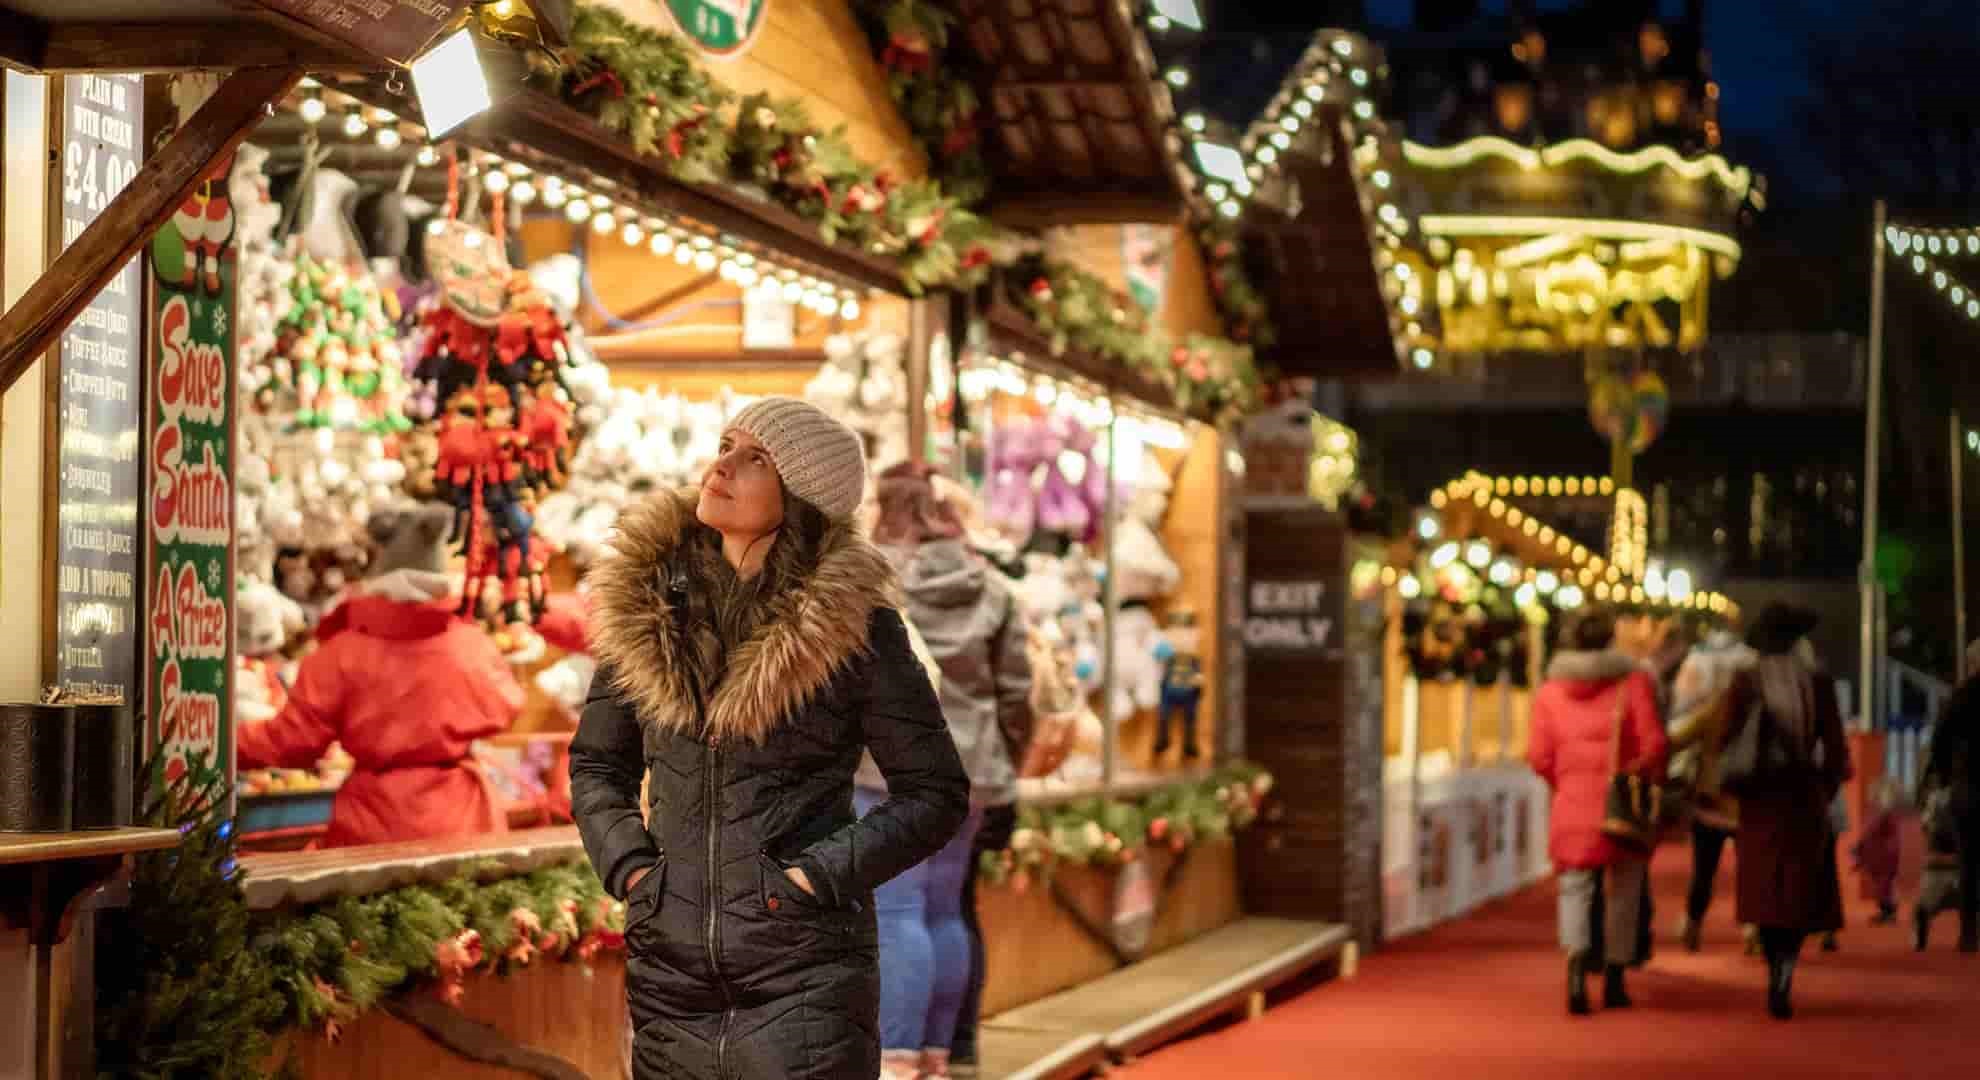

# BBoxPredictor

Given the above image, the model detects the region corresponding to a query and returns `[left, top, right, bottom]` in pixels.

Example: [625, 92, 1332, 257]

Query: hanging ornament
[407, 154, 586, 630]
[1588, 370, 1669, 455]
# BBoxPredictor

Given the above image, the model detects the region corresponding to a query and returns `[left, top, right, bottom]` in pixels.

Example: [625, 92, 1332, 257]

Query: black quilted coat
[571, 489, 969, 1079]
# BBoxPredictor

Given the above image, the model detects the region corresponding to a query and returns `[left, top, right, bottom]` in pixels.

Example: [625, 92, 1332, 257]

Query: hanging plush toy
[406, 155, 582, 629]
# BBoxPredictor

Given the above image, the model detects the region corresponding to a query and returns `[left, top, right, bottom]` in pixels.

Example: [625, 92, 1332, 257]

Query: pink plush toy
[985, 418, 1046, 544]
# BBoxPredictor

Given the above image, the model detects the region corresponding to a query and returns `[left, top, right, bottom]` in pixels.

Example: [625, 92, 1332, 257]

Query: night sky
[1190, 0, 1852, 200]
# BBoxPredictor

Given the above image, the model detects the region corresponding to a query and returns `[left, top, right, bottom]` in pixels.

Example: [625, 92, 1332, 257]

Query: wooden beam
[0, 66, 303, 399]
[0, 8, 47, 74]
[38, 21, 371, 74]
[987, 188, 1185, 228]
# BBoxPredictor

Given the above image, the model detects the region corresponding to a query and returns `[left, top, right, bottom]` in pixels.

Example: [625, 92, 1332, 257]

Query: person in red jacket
[237, 504, 524, 847]
[1529, 606, 1668, 1015]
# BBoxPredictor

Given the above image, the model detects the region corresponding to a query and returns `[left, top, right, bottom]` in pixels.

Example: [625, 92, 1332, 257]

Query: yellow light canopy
[1365, 134, 1752, 363]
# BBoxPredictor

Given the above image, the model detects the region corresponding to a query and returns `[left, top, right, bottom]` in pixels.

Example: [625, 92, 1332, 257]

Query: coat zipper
[704, 728, 735, 1079]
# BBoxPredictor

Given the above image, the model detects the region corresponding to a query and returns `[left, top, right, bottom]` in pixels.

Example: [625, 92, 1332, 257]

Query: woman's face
[697, 429, 785, 538]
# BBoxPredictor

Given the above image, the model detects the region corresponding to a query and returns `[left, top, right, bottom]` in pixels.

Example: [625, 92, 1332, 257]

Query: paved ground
[1121, 841, 1977, 1079]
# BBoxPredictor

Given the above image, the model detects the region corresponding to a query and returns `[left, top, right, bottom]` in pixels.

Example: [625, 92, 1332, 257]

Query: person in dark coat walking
[1529, 608, 1668, 1015]
[1916, 639, 1980, 952]
[1720, 603, 1850, 1020]
[571, 397, 971, 1080]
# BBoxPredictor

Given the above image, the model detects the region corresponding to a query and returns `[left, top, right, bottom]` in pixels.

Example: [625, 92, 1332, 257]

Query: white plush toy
[235, 581, 303, 725]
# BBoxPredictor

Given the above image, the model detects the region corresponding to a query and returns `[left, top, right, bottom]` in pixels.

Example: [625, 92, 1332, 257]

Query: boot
[1960, 912, 1978, 953]
[1603, 964, 1633, 1010]
[1566, 952, 1592, 1016]
[1873, 901, 1899, 927]
[1767, 955, 1795, 1021]
[1915, 906, 1932, 952]
[919, 1048, 951, 1078]
[880, 1051, 921, 1080]
[1676, 914, 1702, 953]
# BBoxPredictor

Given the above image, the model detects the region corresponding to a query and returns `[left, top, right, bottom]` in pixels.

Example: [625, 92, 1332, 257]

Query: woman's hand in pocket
[783, 865, 816, 898]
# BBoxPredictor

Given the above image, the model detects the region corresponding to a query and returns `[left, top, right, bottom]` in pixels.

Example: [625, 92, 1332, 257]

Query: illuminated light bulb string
[280, 81, 872, 322]
[1387, 472, 1736, 619]
[1886, 223, 1980, 323]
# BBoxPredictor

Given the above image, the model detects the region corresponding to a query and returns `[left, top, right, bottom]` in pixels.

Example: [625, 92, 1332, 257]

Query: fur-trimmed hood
[1544, 648, 1641, 699]
[587, 487, 898, 744]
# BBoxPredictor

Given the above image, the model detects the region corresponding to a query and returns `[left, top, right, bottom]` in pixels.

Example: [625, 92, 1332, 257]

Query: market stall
[1372, 471, 1737, 939]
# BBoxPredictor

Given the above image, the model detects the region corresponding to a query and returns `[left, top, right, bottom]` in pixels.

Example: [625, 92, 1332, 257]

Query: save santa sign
[146, 151, 237, 792]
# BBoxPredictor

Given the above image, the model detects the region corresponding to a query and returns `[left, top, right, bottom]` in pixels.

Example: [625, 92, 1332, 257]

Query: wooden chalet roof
[956, 0, 1195, 228]
[1241, 104, 1397, 379]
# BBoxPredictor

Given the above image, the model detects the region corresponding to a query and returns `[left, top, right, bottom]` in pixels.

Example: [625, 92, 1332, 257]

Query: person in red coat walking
[238, 504, 524, 847]
[1529, 607, 1668, 1015]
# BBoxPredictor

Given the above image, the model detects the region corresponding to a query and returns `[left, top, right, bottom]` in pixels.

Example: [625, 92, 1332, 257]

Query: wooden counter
[239, 827, 585, 909]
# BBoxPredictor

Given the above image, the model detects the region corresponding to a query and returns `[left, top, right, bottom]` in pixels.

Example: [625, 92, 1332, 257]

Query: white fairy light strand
[1887, 224, 1980, 322]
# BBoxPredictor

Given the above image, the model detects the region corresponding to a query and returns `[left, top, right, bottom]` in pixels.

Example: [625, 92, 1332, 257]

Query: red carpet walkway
[1122, 845, 1978, 1080]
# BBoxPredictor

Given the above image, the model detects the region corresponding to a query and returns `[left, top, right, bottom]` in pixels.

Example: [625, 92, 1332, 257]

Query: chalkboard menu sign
[54, 74, 144, 702]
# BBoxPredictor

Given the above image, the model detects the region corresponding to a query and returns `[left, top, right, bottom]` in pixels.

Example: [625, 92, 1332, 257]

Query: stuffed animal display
[805, 330, 911, 472]
[533, 388, 752, 569]
[982, 411, 1109, 547]
[233, 148, 411, 620]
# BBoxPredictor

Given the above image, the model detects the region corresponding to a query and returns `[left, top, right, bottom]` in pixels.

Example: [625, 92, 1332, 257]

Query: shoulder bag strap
[1610, 682, 1627, 777]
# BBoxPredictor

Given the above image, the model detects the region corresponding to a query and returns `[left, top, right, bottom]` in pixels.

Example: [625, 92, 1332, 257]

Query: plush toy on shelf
[805, 331, 911, 471]
[1152, 608, 1206, 760]
[235, 580, 305, 725]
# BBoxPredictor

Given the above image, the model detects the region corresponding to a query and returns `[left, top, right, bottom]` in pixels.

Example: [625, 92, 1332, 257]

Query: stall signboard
[657, 0, 770, 57]
[247, 1, 473, 64]
[54, 74, 145, 702]
[146, 151, 239, 793]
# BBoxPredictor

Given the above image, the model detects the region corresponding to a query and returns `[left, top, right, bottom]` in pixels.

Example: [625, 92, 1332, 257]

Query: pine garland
[852, 0, 991, 206]
[532, 4, 994, 295]
[252, 859, 624, 1039]
[852, 1, 1277, 347]
[977, 764, 1273, 890]
[1013, 255, 1263, 426]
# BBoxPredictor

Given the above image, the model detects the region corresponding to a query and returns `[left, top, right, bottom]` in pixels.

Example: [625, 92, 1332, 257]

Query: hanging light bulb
[1331, 37, 1354, 58]
[1353, 100, 1375, 120]
[489, 0, 516, 17]
[1256, 145, 1278, 165]
[1149, 13, 1171, 31]
[510, 180, 536, 205]
[1183, 112, 1207, 133]
[1372, 169, 1392, 189]
[1350, 67, 1369, 87]
[1165, 67, 1190, 88]
[649, 230, 675, 256]
[1398, 575, 1422, 599]
[590, 211, 616, 236]
[542, 178, 566, 208]
[1219, 200, 1241, 218]
[415, 143, 439, 167]
[589, 193, 612, 210]
[1280, 114, 1301, 132]
[673, 243, 695, 265]
[693, 249, 718, 272]
[564, 199, 592, 224]
[1292, 99, 1314, 118]
[299, 93, 327, 124]
[482, 167, 509, 192]
[736, 265, 760, 287]
[341, 108, 367, 138]
[840, 296, 862, 320]
[621, 221, 644, 246]
[781, 279, 805, 302]
[1304, 83, 1326, 101]
[1270, 131, 1292, 150]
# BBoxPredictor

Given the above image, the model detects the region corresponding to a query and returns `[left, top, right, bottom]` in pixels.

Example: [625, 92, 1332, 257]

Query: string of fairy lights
[1884, 223, 1980, 324]
[1378, 472, 1735, 618]
[288, 78, 873, 320]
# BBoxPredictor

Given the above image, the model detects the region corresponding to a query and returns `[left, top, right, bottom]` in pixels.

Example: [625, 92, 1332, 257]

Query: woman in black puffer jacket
[571, 397, 969, 1079]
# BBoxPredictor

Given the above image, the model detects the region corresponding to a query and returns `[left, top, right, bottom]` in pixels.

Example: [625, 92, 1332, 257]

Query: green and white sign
[659, 0, 769, 58]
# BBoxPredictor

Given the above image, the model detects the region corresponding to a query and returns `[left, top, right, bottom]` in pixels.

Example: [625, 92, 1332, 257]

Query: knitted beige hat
[726, 396, 867, 522]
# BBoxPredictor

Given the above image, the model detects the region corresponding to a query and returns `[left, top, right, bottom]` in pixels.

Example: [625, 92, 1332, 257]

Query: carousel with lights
[1363, 468, 1737, 939]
